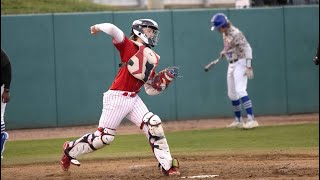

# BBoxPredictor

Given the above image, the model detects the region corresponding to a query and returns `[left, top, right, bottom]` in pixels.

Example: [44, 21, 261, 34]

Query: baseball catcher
[60, 19, 180, 176]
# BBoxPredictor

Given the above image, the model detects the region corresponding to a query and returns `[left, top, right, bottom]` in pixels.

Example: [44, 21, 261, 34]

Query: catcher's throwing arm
[204, 55, 223, 72]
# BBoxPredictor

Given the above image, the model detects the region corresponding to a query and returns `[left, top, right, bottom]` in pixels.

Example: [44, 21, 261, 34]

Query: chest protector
[127, 41, 160, 82]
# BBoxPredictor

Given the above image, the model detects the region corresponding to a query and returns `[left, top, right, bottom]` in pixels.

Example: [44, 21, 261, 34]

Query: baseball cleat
[60, 141, 71, 171]
[243, 120, 259, 129]
[160, 166, 181, 176]
[227, 121, 244, 128]
[159, 158, 180, 176]
[168, 167, 180, 176]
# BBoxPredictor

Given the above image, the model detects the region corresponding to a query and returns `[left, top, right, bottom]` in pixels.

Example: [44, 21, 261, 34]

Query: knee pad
[93, 127, 116, 149]
[68, 128, 116, 158]
[142, 112, 164, 138]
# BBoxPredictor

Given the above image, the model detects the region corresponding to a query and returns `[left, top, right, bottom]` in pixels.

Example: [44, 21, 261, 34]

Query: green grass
[1, 0, 118, 15]
[1, 123, 319, 165]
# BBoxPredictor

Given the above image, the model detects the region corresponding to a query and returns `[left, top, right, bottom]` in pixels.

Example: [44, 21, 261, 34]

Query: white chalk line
[128, 164, 149, 170]
[181, 174, 219, 179]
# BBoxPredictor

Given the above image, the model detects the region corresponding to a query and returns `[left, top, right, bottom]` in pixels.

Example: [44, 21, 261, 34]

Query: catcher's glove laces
[166, 66, 182, 78]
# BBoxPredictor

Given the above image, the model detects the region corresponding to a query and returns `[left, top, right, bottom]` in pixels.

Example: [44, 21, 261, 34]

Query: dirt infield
[1, 114, 319, 180]
[1, 152, 319, 180]
[6, 113, 320, 141]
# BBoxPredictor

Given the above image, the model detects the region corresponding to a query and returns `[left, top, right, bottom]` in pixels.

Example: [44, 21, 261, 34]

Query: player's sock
[1, 123, 4, 134]
[241, 96, 254, 121]
[231, 100, 241, 121]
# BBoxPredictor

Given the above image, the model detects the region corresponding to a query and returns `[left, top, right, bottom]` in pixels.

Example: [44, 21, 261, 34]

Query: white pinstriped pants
[98, 90, 150, 136]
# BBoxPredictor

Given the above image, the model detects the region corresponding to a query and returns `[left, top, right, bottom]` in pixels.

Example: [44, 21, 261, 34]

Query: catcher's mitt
[152, 66, 179, 91]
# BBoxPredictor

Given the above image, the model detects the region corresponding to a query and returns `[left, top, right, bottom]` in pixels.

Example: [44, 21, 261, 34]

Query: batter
[211, 13, 259, 129]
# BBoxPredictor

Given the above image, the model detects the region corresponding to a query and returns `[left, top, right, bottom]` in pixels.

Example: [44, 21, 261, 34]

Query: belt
[122, 92, 137, 97]
[229, 59, 239, 64]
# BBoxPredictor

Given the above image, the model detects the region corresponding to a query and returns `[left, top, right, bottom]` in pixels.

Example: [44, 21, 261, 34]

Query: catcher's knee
[142, 112, 165, 138]
[92, 127, 116, 149]
[141, 112, 169, 149]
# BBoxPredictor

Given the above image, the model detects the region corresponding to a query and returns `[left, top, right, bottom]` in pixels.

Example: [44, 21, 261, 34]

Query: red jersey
[110, 36, 145, 92]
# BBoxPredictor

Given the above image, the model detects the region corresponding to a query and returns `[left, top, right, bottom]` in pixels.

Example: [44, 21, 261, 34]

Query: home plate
[181, 174, 219, 179]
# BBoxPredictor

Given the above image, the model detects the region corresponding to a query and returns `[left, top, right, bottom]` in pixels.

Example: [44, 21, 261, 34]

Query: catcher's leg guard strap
[142, 112, 173, 171]
[67, 127, 116, 158]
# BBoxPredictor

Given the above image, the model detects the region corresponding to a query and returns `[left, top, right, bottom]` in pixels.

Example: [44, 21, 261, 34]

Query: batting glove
[245, 67, 254, 79]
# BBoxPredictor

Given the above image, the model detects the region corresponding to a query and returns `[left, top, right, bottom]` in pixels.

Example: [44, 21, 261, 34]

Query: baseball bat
[204, 56, 222, 72]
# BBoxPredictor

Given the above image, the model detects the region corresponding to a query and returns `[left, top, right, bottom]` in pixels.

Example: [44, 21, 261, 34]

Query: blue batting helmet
[210, 13, 228, 31]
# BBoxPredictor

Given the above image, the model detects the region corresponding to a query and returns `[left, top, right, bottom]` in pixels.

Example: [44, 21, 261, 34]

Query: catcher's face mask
[132, 19, 160, 47]
[142, 27, 160, 46]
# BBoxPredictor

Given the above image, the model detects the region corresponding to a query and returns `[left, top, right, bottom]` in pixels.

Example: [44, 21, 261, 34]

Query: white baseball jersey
[223, 25, 252, 100]
[223, 25, 252, 61]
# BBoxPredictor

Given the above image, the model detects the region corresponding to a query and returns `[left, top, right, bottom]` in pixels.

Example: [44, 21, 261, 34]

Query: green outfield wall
[1, 6, 318, 129]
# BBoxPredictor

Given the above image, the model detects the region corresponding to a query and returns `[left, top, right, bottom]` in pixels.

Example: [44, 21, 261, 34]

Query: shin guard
[67, 128, 116, 159]
[141, 112, 174, 171]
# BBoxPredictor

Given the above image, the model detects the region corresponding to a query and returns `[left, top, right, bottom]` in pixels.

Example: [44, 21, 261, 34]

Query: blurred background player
[1, 49, 12, 159]
[60, 19, 180, 176]
[313, 42, 319, 65]
[210, 13, 259, 129]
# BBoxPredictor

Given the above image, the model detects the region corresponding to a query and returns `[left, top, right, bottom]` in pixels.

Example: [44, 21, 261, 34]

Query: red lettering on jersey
[131, 46, 146, 75]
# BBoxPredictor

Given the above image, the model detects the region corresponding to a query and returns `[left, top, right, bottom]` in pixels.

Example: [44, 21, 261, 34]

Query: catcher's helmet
[210, 13, 228, 31]
[132, 19, 160, 47]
